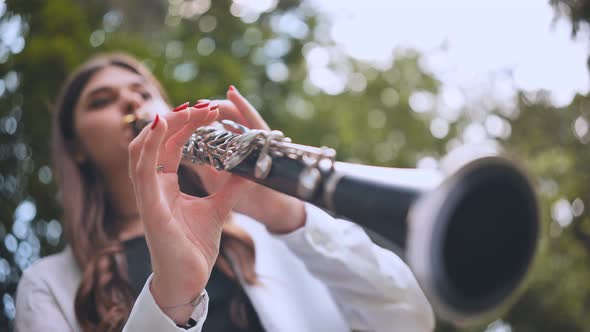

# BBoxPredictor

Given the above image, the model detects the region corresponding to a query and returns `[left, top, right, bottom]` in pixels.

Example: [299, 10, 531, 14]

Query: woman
[14, 53, 434, 332]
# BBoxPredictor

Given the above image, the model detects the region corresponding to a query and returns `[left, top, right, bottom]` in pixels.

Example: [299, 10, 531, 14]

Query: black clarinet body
[187, 122, 539, 324]
[228, 152, 418, 247]
[130, 116, 539, 325]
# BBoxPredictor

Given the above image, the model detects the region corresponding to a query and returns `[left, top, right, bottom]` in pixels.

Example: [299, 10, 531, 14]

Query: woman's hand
[127, 103, 252, 324]
[192, 87, 306, 234]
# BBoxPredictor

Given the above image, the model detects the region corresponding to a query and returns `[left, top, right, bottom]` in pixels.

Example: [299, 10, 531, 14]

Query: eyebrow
[83, 81, 148, 102]
[85, 86, 112, 99]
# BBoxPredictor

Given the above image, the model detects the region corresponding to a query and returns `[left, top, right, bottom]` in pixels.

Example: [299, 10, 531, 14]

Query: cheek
[76, 112, 116, 142]
[74, 111, 128, 165]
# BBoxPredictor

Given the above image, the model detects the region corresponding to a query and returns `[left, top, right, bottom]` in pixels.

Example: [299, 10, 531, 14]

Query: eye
[88, 96, 113, 109]
[140, 91, 152, 100]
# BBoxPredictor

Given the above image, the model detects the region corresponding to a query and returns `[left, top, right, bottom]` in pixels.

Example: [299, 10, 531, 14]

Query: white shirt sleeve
[123, 274, 209, 332]
[274, 203, 435, 332]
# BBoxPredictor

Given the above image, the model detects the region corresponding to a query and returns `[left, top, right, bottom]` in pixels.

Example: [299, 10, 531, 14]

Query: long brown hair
[53, 53, 256, 331]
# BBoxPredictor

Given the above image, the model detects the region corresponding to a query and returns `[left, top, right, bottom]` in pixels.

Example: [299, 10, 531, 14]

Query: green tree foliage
[1, 0, 590, 331]
[501, 93, 590, 331]
[551, 0, 590, 36]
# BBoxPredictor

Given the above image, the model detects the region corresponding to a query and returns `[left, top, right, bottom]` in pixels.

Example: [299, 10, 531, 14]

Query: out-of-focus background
[1, 0, 590, 330]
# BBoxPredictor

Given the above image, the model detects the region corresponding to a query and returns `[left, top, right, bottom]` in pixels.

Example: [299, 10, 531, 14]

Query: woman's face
[73, 65, 169, 174]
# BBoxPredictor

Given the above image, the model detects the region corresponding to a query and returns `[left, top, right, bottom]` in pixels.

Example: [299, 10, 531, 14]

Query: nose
[121, 89, 144, 116]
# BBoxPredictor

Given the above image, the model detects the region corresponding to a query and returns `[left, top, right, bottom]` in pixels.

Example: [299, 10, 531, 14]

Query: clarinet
[126, 115, 540, 325]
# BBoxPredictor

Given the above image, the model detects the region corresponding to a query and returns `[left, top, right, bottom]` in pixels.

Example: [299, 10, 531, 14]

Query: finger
[139, 102, 191, 175]
[226, 86, 270, 130]
[192, 162, 229, 194]
[208, 174, 253, 215]
[160, 104, 217, 173]
[166, 104, 216, 153]
[128, 122, 152, 186]
[204, 103, 220, 123]
[213, 99, 250, 128]
[134, 115, 168, 208]
[161, 102, 191, 136]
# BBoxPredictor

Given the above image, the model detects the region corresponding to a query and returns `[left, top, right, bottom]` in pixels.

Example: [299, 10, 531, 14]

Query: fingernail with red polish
[172, 102, 190, 112]
[209, 103, 219, 111]
[228, 85, 239, 93]
[151, 114, 160, 129]
[194, 101, 210, 109]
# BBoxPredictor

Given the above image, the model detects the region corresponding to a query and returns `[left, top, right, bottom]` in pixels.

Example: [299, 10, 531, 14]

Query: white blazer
[15, 204, 435, 332]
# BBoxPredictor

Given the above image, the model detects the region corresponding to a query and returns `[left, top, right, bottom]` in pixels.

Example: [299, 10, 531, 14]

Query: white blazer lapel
[230, 215, 308, 332]
[231, 213, 349, 332]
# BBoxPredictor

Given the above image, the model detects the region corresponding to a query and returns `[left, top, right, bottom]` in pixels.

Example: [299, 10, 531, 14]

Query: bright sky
[310, 0, 589, 107]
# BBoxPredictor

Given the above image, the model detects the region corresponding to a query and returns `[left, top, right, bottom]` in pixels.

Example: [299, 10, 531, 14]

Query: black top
[122, 236, 264, 331]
